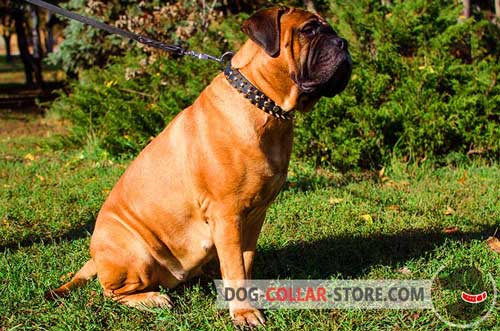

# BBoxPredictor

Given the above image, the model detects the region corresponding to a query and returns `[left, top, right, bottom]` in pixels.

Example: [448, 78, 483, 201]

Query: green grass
[0, 56, 25, 73]
[0, 55, 61, 73]
[1, 114, 499, 330]
[0, 55, 65, 87]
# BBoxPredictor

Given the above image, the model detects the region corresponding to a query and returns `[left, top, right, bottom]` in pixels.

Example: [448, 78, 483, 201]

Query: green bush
[50, 0, 500, 170]
[294, 0, 500, 169]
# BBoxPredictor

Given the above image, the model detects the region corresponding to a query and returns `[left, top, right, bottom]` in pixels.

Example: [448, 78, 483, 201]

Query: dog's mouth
[296, 34, 352, 98]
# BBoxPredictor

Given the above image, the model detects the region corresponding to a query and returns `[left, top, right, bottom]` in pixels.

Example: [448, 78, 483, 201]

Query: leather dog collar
[224, 62, 293, 120]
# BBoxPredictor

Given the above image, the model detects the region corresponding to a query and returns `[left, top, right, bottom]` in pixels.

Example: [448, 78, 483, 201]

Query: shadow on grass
[0, 221, 95, 253]
[253, 226, 497, 279]
[0, 81, 65, 113]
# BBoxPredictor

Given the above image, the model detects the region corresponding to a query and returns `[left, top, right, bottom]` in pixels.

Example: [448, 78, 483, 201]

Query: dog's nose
[334, 37, 348, 51]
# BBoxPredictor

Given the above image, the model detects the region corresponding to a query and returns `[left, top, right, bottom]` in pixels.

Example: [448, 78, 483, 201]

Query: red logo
[461, 291, 487, 304]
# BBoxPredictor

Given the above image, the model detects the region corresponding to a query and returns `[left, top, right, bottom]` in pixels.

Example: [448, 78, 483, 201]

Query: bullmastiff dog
[48, 7, 351, 327]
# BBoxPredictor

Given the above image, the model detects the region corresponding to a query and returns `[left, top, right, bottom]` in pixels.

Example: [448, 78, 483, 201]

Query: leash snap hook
[219, 52, 234, 65]
[218, 51, 234, 69]
[219, 51, 234, 63]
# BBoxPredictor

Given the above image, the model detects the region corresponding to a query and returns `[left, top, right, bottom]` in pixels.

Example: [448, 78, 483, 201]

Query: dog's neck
[198, 72, 294, 174]
[199, 39, 298, 156]
[231, 40, 301, 112]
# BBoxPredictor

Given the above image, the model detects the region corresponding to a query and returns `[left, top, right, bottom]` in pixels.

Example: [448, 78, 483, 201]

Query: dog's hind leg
[45, 259, 97, 299]
[92, 230, 176, 310]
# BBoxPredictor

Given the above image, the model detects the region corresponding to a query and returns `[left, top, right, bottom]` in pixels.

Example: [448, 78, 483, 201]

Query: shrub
[294, 0, 500, 169]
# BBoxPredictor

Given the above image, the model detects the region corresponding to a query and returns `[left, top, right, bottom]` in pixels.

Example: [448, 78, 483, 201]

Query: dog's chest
[248, 129, 292, 207]
[247, 160, 288, 209]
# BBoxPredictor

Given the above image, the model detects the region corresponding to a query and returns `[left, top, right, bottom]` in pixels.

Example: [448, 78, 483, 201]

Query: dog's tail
[45, 259, 97, 300]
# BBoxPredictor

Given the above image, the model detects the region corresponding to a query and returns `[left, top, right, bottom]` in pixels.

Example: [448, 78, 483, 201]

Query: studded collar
[223, 62, 293, 121]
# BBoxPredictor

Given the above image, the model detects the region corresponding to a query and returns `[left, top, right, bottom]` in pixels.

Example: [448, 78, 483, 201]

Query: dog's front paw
[231, 307, 265, 328]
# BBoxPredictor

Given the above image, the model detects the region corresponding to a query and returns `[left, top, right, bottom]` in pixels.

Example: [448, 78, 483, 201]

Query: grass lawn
[0, 113, 499, 330]
[0, 55, 65, 92]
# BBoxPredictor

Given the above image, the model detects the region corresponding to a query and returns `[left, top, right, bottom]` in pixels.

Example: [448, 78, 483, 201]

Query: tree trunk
[2, 34, 12, 62]
[13, 8, 34, 88]
[46, 11, 54, 53]
[495, 0, 500, 23]
[30, 5, 43, 88]
[462, 0, 471, 19]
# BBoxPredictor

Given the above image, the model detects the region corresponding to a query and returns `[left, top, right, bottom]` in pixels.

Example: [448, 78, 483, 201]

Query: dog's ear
[241, 7, 288, 57]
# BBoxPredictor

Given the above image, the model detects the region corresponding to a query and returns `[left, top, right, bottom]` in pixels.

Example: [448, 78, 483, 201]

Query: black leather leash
[23, 0, 234, 64]
[24, 0, 292, 120]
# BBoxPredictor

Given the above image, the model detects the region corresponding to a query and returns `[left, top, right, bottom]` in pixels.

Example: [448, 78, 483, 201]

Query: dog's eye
[301, 22, 320, 37]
